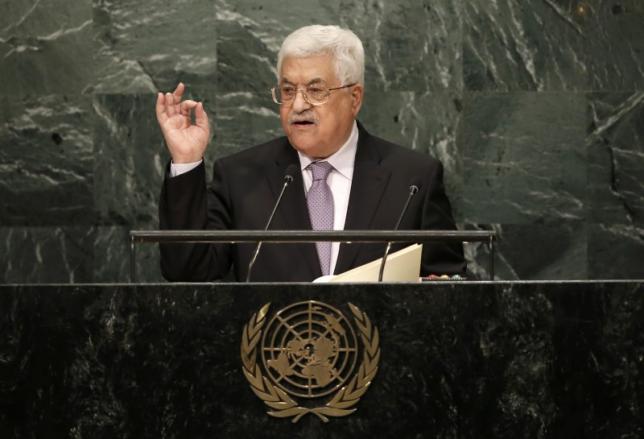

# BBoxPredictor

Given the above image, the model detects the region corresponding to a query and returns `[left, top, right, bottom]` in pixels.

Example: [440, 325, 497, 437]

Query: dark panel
[1, 282, 643, 437]
[94, 226, 163, 283]
[0, 227, 95, 283]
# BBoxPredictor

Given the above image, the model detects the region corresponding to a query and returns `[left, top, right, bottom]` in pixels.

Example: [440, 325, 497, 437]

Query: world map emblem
[240, 301, 380, 423]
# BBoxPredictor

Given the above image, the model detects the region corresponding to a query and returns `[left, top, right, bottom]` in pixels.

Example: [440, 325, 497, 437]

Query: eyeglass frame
[271, 82, 357, 106]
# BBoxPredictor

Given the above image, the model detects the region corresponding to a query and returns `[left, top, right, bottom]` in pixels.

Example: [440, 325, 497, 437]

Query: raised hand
[155, 83, 210, 163]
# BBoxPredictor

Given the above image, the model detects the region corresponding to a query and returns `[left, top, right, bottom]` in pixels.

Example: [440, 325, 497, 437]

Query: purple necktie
[306, 161, 335, 275]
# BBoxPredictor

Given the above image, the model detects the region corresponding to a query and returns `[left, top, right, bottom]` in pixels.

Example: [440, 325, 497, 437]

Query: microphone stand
[377, 185, 419, 282]
[245, 170, 295, 282]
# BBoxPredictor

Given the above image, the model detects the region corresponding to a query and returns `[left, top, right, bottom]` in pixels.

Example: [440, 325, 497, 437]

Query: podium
[2, 281, 643, 438]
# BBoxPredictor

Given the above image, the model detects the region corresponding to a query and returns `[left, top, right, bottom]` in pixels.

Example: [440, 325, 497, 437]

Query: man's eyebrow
[306, 78, 325, 85]
[279, 78, 326, 85]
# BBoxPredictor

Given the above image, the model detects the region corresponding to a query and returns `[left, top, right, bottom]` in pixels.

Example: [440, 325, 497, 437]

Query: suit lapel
[268, 139, 322, 279]
[335, 124, 391, 274]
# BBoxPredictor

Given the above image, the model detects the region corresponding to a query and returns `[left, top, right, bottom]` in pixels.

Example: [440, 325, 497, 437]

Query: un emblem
[241, 301, 380, 423]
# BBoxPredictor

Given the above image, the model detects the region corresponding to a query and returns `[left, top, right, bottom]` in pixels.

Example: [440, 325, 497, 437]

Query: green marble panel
[207, 90, 464, 204]
[0, 95, 94, 226]
[92, 0, 217, 94]
[588, 223, 644, 279]
[331, 0, 463, 91]
[459, 92, 587, 224]
[359, 90, 464, 219]
[203, 87, 465, 220]
[214, 0, 462, 92]
[1, 1, 643, 282]
[583, 1, 644, 90]
[464, 0, 644, 91]
[215, 18, 281, 95]
[587, 92, 644, 227]
[0, 0, 97, 95]
[93, 93, 167, 225]
[464, 0, 586, 91]
[465, 221, 587, 280]
[210, 90, 282, 162]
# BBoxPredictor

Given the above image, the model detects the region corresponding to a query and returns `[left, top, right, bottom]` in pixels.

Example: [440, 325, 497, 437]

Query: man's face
[279, 53, 363, 159]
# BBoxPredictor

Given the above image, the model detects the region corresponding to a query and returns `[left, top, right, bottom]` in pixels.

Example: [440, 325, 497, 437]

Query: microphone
[245, 164, 298, 282]
[377, 182, 420, 282]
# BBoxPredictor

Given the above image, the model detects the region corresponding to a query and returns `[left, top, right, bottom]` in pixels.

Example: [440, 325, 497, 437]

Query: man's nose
[291, 89, 311, 112]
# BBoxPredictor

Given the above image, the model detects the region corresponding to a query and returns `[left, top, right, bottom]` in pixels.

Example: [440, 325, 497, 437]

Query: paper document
[316, 244, 423, 283]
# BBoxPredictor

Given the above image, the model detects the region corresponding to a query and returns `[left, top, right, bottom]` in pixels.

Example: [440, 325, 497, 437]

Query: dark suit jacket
[159, 123, 465, 282]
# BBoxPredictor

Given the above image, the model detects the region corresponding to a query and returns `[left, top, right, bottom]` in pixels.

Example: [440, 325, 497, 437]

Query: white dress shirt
[169, 160, 202, 177]
[170, 121, 359, 276]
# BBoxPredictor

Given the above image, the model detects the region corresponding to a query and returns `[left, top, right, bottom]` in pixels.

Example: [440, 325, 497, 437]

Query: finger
[155, 92, 167, 121]
[179, 99, 199, 116]
[165, 92, 176, 116]
[195, 102, 209, 130]
[173, 82, 185, 100]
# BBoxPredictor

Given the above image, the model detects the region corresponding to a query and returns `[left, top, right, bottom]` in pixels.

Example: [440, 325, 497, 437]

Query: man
[156, 25, 465, 282]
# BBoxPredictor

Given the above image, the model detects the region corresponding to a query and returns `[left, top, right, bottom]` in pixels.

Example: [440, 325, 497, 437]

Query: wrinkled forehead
[278, 54, 338, 85]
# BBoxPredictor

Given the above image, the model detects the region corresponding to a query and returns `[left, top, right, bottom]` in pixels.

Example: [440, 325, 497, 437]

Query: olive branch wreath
[240, 302, 380, 423]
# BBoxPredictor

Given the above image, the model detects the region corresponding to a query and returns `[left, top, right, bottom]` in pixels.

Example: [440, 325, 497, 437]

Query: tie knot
[309, 161, 333, 181]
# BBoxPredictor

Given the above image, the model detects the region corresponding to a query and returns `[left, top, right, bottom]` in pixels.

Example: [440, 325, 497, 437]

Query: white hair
[277, 25, 365, 86]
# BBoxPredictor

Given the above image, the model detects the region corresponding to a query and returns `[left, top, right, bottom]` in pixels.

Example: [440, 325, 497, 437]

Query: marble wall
[1, 0, 643, 282]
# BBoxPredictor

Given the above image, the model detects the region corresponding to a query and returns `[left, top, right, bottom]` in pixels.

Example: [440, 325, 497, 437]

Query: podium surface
[2, 281, 643, 438]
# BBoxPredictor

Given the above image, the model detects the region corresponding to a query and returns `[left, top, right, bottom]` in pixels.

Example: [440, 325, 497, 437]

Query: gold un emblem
[241, 300, 380, 423]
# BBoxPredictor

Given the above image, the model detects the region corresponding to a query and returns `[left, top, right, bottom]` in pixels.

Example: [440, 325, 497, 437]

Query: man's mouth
[291, 120, 316, 126]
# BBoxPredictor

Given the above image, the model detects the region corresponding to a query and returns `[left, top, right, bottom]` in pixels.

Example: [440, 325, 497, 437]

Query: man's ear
[351, 84, 364, 116]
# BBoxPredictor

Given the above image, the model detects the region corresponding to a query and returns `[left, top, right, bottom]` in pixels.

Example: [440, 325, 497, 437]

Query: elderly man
[156, 25, 465, 282]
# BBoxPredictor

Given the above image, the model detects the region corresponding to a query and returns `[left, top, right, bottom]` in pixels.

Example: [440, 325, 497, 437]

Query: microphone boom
[245, 164, 298, 282]
[377, 184, 419, 282]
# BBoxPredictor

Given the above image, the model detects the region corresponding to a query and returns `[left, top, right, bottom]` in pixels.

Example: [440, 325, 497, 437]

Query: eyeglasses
[271, 82, 356, 106]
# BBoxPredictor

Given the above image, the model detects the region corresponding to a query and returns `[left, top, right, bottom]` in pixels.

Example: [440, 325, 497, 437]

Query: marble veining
[1, 282, 643, 437]
[0, 95, 94, 226]
[1, 0, 644, 281]
[464, 0, 644, 91]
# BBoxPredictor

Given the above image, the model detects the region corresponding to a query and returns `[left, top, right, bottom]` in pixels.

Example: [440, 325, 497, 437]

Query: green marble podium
[1, 281, 643, 438]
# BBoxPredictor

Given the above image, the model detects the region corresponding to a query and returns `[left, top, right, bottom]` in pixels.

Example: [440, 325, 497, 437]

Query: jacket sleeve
[158, 160, 232, 281]
[419, 161, 467, 276]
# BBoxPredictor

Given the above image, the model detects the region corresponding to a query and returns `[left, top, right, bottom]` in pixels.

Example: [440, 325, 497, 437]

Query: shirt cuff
[170, 160, 202, 177]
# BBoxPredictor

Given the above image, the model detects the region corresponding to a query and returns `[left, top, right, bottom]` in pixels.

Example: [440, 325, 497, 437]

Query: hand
[155, 83, 210, 163]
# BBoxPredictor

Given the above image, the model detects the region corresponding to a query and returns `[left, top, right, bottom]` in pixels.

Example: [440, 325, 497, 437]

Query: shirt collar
[297, 121, 359, 180]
